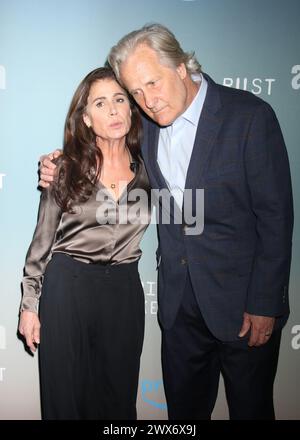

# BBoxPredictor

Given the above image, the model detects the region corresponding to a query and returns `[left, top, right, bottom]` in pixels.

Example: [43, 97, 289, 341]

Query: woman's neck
[96, 138, 129, 166]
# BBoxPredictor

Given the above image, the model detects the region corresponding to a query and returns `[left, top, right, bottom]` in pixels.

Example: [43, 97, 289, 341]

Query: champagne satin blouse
[21, 159, 151, 314]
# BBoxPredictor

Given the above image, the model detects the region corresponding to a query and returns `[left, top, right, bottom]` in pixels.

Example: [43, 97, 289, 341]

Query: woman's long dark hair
[53, 67, 142, 212]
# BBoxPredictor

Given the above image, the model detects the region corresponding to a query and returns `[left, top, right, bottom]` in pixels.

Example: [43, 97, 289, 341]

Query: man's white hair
[108, 23, 202, 82]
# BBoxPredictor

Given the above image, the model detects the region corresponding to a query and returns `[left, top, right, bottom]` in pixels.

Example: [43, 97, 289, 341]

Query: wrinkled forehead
[120, 46, 172, 91]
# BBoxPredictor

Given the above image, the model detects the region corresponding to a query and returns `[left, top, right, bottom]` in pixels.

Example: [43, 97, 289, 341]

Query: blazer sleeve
[244, 101, 293, 316]
[20, 188, 62, 314]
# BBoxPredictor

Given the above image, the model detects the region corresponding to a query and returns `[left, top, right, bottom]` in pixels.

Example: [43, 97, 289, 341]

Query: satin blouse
[21, 158, 151, 314]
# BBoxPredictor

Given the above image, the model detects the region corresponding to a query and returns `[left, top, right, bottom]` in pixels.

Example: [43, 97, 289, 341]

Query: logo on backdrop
[224, 66, 300, 95]
[291, 325, 300, 350]
[0, 65, 6, 90]
[0, 325, 6, 350]
[0, 174, 6, 190]
[291, 65, 300, 90]
[223, 77, 276, 95]
[0, 326, 6, 383]
[141, 380, 167, 410]
[142, 281, 157, 315]
[0, 368, 6, 382]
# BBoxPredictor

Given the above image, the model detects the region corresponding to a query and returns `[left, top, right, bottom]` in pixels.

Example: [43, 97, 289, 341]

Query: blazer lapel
[146, 119, 169, 190]
[185, 74, 223, 191]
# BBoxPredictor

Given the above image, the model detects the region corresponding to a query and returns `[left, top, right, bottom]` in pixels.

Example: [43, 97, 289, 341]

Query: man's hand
[39, 149, 62, 188]
[18, 311, 41, 353]
[238, 312, 275, 346]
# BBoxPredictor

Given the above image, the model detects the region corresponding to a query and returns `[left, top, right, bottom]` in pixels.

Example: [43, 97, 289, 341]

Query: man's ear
[83, 113, 91, 128]
[176, 63, 187, 80]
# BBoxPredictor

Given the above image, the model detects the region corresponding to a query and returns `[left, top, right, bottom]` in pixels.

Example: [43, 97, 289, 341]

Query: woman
[18, 67, 151, 420]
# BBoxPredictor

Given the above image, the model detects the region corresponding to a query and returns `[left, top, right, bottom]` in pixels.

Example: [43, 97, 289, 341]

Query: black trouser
[39, 253, 145, 420]
[162, 272, 281, 420]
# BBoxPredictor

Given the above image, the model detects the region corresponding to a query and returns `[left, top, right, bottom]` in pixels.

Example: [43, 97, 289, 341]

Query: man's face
[119, 44, 189, 126]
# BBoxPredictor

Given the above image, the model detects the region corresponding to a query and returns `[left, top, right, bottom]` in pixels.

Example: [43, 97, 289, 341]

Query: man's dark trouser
[162, 272, 281, 420]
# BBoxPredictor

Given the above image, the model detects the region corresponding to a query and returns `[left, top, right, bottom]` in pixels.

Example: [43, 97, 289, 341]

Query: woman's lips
[109, 122, 123, 128]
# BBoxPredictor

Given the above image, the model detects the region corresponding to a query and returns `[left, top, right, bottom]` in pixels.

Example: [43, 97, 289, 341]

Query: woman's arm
[18, 188, 62, 352]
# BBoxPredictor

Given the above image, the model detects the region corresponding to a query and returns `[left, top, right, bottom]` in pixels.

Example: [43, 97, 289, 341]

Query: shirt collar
[176, 73, 207, 127]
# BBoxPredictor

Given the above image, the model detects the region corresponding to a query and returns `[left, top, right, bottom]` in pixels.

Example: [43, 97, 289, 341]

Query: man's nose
[144, 91, 156, 110]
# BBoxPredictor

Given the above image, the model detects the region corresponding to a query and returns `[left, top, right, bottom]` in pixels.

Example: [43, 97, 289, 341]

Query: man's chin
[152, 113, 172, 127]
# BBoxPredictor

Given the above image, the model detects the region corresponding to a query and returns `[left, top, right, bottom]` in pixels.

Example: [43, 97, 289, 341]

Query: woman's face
[83, 79, 132, 142]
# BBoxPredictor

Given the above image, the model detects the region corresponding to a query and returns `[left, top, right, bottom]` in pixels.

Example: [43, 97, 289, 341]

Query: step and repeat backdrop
[0, 0, 299, 419]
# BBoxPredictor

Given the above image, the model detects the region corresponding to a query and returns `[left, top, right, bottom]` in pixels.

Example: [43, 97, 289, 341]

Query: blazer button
[181, 258, 187, 265]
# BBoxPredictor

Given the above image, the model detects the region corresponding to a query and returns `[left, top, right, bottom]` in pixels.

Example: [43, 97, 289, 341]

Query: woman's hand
[18, 311, 41, 353]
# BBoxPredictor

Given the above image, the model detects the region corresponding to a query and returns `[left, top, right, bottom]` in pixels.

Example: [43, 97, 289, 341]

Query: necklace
[109, 148, 134, 190]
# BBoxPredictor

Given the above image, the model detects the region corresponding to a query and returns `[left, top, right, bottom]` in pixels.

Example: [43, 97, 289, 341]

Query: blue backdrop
[0, 0, 299, 419]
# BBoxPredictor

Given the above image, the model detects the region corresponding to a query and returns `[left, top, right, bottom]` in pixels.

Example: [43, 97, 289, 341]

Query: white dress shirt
[157, 74, 207, 209]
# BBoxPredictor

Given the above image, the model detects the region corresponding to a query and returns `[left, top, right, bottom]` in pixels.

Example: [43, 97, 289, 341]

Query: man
[40, 24, 293, 419]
